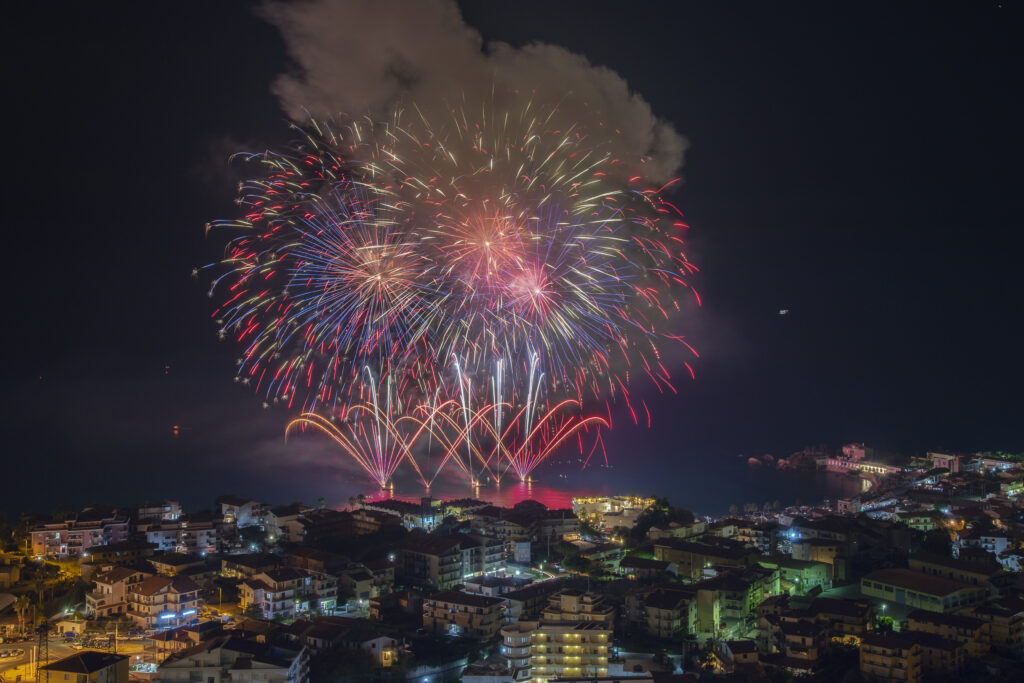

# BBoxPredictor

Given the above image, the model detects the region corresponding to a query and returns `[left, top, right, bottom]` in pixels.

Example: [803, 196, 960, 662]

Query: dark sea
[322, 455, 866, 515]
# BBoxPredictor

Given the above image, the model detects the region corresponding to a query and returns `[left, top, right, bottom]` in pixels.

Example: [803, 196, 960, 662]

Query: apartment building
[221, 553, 282, 579]
[652, 539, 753, 580]
[641, 587, 696, 639]
[757, 557, 832, 594]
[423, 590, 505, 639]
[777, 618, 828, 671]
[906, 610, 991, 657]
[139, 518, 218, 554]
[216, 495, 264, 528]
[85, 567, 151, 618]
[901, 631, 966, 677]
[809, 597, 874, 642]
[503, 581, 566, 623]
[501, 620, 612, 683]
[395, 533, 464, 589]
[462, 533, 507, 576]
[697, 566, 780, 637]
[361, 498, 439, 530]
[158, 635, 308, 683]
[968, 596, 1024, 651]
[31, 509, 130, 559]
[149, 553, 205, 577]
[265, 503, 309, 543]
[541, 590, 614, 625]
[859, 633, 923, 683]
[80, 540, 155, 568]
[239, 567, 306, 621]
[127, 575, 202, 630]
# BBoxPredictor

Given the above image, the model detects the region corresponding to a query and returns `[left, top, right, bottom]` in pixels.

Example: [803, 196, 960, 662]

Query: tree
[553, 540, 577, 561]
[34, 577, 46, 606]
[512, 500, 547, 516]
[578, 519, 601, 538]
[13, 595, 30, 635]
[563, 554, 592, 573]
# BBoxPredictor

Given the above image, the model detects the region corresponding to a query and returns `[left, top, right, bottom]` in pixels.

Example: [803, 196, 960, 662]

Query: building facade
[423, 590, 505, 639]
[127, 575, 202, 630]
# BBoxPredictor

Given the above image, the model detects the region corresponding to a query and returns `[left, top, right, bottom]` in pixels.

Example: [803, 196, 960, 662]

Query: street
[0, 638, 149, 682]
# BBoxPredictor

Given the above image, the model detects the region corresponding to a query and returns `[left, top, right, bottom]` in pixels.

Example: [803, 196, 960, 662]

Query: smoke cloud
[259, 0, 686, 181]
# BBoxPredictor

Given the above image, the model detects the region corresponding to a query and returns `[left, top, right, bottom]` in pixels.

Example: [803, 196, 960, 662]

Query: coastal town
[1, 445, 1023, 682]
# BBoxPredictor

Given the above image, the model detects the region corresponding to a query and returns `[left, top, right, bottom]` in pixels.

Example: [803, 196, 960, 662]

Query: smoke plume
[259, 0, 686, 181]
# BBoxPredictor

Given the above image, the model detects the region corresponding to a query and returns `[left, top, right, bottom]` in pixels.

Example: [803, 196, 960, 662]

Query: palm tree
[13, 595, 30, 635]
[34, 577, 46, 606]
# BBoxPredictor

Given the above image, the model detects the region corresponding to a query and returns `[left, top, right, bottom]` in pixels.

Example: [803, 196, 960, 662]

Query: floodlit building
[501, 620, 612, 683]
[571, 496, 654, 530]
[85, 566, 151, 618]
[127, 575, 202, 630]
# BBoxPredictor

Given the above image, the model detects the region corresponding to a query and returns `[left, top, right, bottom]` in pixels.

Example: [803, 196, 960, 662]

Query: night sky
[3, 1, 1022, 517]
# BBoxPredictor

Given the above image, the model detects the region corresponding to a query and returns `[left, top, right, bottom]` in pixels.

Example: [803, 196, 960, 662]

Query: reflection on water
[364, 479, 614, 510]
[322, 457, 868, 515]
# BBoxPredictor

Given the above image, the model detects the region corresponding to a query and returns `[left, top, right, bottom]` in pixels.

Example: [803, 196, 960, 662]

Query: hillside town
[1, 447, 1023, 682]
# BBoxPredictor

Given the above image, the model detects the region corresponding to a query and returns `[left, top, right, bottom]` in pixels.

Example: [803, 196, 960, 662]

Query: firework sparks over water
[207, 99, 697, 485]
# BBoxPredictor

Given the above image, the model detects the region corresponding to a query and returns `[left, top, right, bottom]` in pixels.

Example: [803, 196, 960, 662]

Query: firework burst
[207, 99, 697, 485]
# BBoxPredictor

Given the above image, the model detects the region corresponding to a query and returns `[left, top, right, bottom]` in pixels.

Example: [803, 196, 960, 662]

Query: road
[0, 638, 149, 681]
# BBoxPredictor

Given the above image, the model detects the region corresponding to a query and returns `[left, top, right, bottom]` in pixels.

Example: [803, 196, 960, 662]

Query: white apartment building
[140, 519, 218, 554]
[85, 566, 152, 618]
[240, 568, 336, 620]
[128, 575, 202, 629]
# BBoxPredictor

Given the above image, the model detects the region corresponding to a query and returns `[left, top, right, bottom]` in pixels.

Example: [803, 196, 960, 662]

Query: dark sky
[3, 1, 1022, 517]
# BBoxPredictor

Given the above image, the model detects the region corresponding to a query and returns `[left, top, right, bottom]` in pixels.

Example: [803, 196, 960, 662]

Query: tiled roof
[863, 568, 974, 597]
[427, 590, 504, 608]
[41, 652, 127, 673]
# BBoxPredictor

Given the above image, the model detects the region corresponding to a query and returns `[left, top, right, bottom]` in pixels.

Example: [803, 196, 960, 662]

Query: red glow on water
[361, 480, 607, 510]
